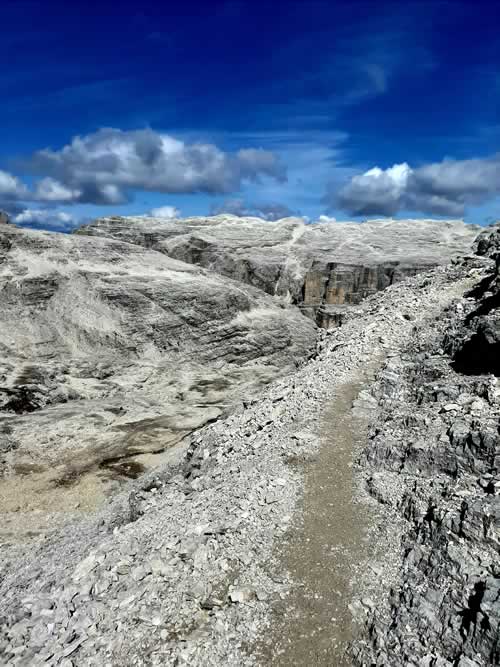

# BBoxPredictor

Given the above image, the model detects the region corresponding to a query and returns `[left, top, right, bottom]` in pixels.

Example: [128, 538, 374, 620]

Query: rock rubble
[352, 225, 500, 666]
[0, 217, 497, 666]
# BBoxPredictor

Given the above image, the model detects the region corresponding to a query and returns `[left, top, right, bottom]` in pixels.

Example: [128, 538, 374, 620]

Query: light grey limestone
[77, 214, 480, 325]
[0, 222, 315, 525]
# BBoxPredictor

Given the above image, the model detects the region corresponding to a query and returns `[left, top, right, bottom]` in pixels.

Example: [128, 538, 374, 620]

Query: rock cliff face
[0, 222, 315, 532]
[353, 224, 500, 666]
[77, 215, 479, 326]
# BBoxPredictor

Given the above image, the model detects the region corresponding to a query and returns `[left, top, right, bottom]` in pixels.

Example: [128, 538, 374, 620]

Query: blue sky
[1, 0, 499, 230]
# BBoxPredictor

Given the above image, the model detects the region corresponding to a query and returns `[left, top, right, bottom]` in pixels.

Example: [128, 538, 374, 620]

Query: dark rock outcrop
[0, 211, 11, 225]
[354, 224, 500, 666]
[76, 215, 479, 327]
[450, 226, 500, 377]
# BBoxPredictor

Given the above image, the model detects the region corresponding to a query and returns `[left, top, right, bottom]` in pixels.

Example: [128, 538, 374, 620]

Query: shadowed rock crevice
[451, 238, 500, 377]
[452, 329, 500, 376]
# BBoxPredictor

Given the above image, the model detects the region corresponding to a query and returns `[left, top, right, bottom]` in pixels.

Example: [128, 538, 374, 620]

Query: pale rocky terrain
[0, 214, 498, 666]
[0, 218, 315, 538]
[77, 215, 479, 326]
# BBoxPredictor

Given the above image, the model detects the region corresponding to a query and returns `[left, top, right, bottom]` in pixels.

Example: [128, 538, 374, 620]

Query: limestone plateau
[0, 213, 498, 667]
[77, 215, 479, 327]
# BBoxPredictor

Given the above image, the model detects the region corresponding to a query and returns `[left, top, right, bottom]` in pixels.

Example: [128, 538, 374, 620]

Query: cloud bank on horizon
[211, 198, 298, 221]
[0, 128, 285, 214]
[3, 132, 500, 230]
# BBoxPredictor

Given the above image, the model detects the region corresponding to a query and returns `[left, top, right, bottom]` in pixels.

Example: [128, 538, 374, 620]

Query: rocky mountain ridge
[77, 215, 479, 326]
[0, 219, 497, 665]
[352, 224, 500, 665]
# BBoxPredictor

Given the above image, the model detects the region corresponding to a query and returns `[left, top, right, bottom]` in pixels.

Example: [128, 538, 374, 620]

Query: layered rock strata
[77, 215, 479, 326]
[353, 224, 500, 665]
[0, 222, 315, 534]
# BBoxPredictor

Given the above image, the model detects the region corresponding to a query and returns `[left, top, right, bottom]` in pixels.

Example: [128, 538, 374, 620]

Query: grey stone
[0, 218, 497, 667]
[229, 588, 255, 603]
[0, 221, 315, 519]
[77, 215, 479, 328]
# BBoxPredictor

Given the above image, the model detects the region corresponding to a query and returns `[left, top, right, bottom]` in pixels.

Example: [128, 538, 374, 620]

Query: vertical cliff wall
[77, 215, 480, 327]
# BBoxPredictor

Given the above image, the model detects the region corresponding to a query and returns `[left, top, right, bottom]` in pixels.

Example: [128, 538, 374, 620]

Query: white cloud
[149, 205, 181, 219]
[336, 163, 411, 216]
[34, 177, 81, 202]
[333, 155, 500, 216]
[317, 214, 337, 223]
[0, 169, 29, 198]
[13, 208, 78, 230]
[24, 128, 287, 204]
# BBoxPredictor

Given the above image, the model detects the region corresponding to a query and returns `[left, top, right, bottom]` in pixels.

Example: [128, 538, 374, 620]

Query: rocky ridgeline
[77, 215, 479, 327]
[353, 225, 500, 666]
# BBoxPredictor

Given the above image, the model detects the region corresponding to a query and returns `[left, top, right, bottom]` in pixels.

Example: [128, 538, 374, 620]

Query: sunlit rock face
[77, 215, 480, 326]
[0, 222, 315, 494]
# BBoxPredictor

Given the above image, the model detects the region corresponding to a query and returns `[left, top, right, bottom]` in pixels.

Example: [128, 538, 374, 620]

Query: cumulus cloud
[0, 169, 29, 199]
[34, 177, 82, 202]
[333, 154, 500, 217]
[211, 198, 298, 221]
[0, 169, 81, 209]
[23, 128, 287, 205]
[317, 214, 337, 223]
[336, 163, 412, 216]
[149, 205, 181, 218]
[13, 208, 79, 230]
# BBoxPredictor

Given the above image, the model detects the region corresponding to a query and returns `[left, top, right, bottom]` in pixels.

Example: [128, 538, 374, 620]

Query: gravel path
[268, 367, 381, 665]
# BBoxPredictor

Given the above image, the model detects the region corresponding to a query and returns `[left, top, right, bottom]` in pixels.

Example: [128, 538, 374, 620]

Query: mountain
[1, 215, 497, 666]
[0, 220, 315, 539]
[77, 215, 480, 326]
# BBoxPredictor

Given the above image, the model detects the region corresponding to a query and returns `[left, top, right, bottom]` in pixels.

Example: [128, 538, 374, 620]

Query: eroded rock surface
[0, 222, 315, 536]
[0, 218, 497, 667]
[77, 215, 479, 326]
[353, 225, 500, 666]
[1, 223, 492, 666]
